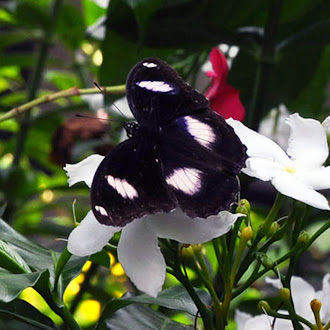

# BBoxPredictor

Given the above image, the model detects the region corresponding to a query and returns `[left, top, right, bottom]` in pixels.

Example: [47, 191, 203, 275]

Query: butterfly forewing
[126, 58, 209, 126]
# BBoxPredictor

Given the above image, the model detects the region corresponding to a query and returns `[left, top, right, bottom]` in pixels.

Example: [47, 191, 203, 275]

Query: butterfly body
[91, 58, 247, 227]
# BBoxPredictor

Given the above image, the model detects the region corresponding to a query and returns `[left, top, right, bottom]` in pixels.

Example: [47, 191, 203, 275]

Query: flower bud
[297, 231, 309, 245]
[267, 222, 280, 237]
[322, 116, 330, 144]
[258, 253, 274, 269]
[310, 299, 322, 313]
[279, 288, 290, 301]
[258, 300, 270, 313]
[236, 199, 251, 215]
[241, 226, 253, 242]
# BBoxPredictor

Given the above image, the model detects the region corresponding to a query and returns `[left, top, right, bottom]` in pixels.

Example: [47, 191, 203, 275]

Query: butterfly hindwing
[90, 139, 175, 226]
[156, 110, 245, 218]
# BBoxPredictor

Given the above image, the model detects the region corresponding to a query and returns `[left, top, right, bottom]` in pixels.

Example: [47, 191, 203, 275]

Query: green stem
[247, 0, 283, 130]
[233, 240, 303, 298]
[0, 85, 126, 124]
[266, 309, 316, 330]
[236, 193, 283, 282]
[13, 0, 64, 166]
[36, 287, 81, 330]
[193, 246, 222, 330]
[53, 248, 72, 294]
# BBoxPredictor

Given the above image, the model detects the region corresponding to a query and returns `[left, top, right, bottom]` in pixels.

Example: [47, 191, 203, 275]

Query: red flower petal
[210, 85, 245, 121]
[205, 47, 245, 121]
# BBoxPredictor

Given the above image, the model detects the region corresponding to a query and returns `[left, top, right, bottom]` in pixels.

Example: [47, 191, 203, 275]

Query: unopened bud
[267, 222, 280, 237]
[241, 226, 253, 242]
[310, 299, 322, 313]
[258, 300, 270, 313]
[259, 254, 274, 269]
[236, 199, 251, 215]
[297, 231, 309, 245]
[279, 288, 290, 301]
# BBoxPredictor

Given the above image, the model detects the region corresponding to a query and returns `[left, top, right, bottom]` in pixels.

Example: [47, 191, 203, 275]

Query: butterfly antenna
[75, 114, 121, 123]
[94, 81, 128, 119]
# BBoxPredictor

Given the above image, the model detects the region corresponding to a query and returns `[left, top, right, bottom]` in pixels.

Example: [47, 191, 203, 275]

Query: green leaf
[0, 299, 58, 329]
[97, 286, 210, 327]
[101, 304, 193, 329]
[89, 249, 111, 268]
[0, 270, 48, 303]
[56, 3, 85, 50]
[0, 240, 31, 274]
[0, 218, 54, 278]
[123, 0, 164, 41]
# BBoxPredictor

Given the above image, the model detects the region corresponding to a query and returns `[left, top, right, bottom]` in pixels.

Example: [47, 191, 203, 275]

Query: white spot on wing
[106, 175, 138, 199]
[137, 80, 173, 93]
[95, 205, 108, 216]
[184, 116, 216, 148]
[142, 62, 157, 68]
[166, 168, 202, 195]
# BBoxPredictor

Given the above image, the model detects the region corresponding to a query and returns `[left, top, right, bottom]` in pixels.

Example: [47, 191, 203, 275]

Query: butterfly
[91, 58, 247, 227]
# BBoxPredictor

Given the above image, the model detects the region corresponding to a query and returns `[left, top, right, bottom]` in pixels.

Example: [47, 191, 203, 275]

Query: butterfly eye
[136, 80, 174, 93]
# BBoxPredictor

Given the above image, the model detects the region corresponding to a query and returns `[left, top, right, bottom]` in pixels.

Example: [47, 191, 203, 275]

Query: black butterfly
[91, 58, 247, 227]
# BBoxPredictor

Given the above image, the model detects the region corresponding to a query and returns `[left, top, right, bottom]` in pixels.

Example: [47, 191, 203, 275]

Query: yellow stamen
[285, 167, 296, 174]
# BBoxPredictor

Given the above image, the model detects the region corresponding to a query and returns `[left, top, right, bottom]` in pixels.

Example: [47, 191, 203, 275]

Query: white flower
[227, 113, 330, 211]
[64, 155, 242, 297]
[323, 115, 330, 139]
[258, 104, 291, 150]
[236, 274, 330, 329]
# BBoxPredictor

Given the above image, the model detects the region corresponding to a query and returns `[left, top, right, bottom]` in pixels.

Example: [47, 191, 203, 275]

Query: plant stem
[53, 248, 72, 294]
[247, 0, 283, 130]
[193, 246, 222, 329]
[236, 193, 283, 282]
[0, 85, 126, 124]
[12, 0, 63, 166]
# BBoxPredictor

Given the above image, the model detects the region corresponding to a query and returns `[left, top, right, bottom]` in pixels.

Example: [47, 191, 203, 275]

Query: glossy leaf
[97, 286, 210, 327]
[102, 304, 193, 329]
[0, 270, 48, 303]
[0, 299, 58, 329]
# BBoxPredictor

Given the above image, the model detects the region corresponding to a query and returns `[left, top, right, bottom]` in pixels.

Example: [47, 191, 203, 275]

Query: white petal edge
[271, 172, 330, 210]
[68, 210, 120, 257]
[118, 218, 166, 297]
[235, 310, 252, 330]
[226, 118, 289, 165]
[64, 154, 104, 188]
[286, 113, 329, 169]
[243, 158, 285, 181]
[323, 115, 330, 135]
[315, 274, 330, 321]
[91, 0, 110, 9]
[148, 209, 243, 244]
[297, 166, 330, 191]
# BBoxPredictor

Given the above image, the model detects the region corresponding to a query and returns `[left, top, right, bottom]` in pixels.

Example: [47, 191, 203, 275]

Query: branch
[0, 85, 126, 123]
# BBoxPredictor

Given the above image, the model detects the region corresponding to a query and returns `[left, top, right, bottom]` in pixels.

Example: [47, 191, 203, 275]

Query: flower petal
[68, 210, 120, 256]
[210, 85, 245, 121]
[205, 48, 228, 100]
[148, 209, 242, 244]
[290, 276, 316, 321]
[226, 118, 289, 165]
[271, 172, 330, 210]
[297, 166, 330, 190]
[235, 310, 252, 330]
[315, 274, 330, 322]
[286, 114, 328, 168]
[243, 158, 284, 181]
[64, 154, 104, 188]
[118, 218, 166, 297]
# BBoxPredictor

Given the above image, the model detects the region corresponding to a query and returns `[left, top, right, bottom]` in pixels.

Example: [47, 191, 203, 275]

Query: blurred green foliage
[0, 0, 329, 329]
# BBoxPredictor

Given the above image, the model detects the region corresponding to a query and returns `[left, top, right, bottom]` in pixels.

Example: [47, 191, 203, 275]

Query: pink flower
[205, 48, 245, 121]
